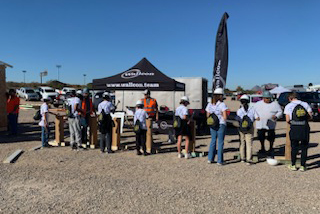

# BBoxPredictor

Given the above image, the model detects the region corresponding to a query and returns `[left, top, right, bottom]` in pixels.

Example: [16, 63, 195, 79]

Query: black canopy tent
[92, 58, 185, 91]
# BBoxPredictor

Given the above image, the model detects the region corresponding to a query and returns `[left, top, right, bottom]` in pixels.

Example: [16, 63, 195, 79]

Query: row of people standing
[175, 89, 312, 171]
[39, 88, 159, 156]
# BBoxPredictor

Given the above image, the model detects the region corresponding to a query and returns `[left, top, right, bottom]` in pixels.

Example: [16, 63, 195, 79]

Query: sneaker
[241, 159, 245, 163]
[288, 165, 297, 171]
[185, 153, 191, 159]
[137, 151, 142, 156]
[217, 162, 224, 166]
[143, 152, 149, 156]
[178, 153, 183, 158]
[299, 166, 306, 172]
[207, 160, 213, 164]
[246, 162, 252, 166]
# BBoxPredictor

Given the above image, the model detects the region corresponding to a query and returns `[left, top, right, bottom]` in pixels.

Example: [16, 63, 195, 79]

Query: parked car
[248, 94, 263, 107]
[17, 87, 40, 101]
[56, 87, 77, 95]
[278, 92, 320, 121]
[38, 86, 63, 107]
[38, 86, 58, 101]
[92, 90, 115, 110]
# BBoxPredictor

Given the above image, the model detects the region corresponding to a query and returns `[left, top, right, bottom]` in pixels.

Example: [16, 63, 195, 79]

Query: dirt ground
[1, 98, 320, 214]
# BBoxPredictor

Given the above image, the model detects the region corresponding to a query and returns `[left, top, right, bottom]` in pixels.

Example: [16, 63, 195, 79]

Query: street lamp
[83, 74, 86, 86]
[56, 65, 61, 81]
[22, 70, 26, 84]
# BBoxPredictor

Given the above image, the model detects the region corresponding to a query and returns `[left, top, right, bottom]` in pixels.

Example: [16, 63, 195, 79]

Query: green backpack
[134, 120, 141, 134]
[173, 116, 182, 129]
[207, 113, 219, 128]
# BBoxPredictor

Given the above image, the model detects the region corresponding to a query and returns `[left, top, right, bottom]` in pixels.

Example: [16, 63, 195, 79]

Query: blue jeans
[41, 126, 50, 147]
[7, 114, 18, 135]
[208, 124, 226, 163]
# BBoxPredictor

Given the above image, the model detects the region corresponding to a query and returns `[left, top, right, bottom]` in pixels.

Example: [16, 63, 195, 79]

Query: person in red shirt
[7, 89, 20, 135]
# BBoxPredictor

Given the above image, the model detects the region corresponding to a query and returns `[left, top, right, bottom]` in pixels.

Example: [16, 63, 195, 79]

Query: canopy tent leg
[122, 90, 124, 111]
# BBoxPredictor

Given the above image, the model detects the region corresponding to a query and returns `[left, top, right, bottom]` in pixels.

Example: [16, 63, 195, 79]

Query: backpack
[239, 115, 253, 133]
[207, 113, 219, 128]
[291, 104, 308, 125]
[66, 103, 73, 118]
[99, 109, 112, 133]
[133, 120, 142, 134]
[33, 110, 42, 121]
[173, 116, 182, 129]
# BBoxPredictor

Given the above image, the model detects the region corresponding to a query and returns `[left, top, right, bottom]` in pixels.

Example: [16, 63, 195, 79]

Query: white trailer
[114, 77, 208, 112]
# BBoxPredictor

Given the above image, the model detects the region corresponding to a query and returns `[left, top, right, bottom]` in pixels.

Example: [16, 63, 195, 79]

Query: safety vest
[81, 98, 94, 116]
[142, 98, 157, 117]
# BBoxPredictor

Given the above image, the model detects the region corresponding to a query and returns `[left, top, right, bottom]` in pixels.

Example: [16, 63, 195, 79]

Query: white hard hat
[213, 88, 224, 95]
[136, 100, 144, 106]
[181, 96, 189, 103]
[143, 89, 150, 95]
[240, 94, 250, 100]
[103, 92, 110, 98]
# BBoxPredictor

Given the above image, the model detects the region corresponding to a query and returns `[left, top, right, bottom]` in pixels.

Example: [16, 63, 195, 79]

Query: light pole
[56, 65, 61, 81]
[83, 74, 86, 86]
[22, 70, 26, 84]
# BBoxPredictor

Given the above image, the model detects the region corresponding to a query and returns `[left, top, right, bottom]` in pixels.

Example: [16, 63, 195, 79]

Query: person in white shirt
[134, 100, 149, 156]
[206, 88, 229, 165]
[97, 92, 115, 154]
[284, 92, 312, 172]
[254, 91, 282, 155]
[67, 91, 83, 150]
[236, 95, 257, 165]
[175, 96, 191, 159]
[39, 98, 51, 148]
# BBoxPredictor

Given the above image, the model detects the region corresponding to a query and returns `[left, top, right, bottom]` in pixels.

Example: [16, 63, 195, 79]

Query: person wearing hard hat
[134, 100, 149, 156]
[80, 88, 95, 147]
[284, 92, 312, 171]
[254, 91, 282, 155]
[141, 89, 158, 121]
[236, 94, 257, 165]
[206, 88, 229, 165]
[175, 96, 191, 159]
[67, 90, 83, 150]
[97, 92, 115, 153]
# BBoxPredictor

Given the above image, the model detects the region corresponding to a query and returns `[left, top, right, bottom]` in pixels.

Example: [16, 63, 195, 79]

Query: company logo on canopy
[93, 58, 185, 91]
[121, 69, 155, 79]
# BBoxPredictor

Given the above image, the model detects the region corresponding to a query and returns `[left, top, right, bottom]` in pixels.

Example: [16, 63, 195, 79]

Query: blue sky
[1, 0, 320, 90]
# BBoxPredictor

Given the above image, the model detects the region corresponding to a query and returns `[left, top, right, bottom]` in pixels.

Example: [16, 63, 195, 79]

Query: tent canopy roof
[93, 58, 185, 91]
[269, 86, 291, 94]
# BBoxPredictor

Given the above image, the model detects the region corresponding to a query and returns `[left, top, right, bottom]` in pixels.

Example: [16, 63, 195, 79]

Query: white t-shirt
[97, 101, 115, 115]
[68, 97, 81, 117]
[134, 108, 149, 130]
[205, 101, 228, 125]
[236, 106, 256, 122]
[254, 100, 283, 130]
[284, 100, 312, 120]
[175, 105, 188, 119]
[39, 103, 49, 127]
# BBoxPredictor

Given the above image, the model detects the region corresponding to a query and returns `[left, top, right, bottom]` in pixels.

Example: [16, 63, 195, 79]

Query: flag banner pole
[212, 12, 229, 91]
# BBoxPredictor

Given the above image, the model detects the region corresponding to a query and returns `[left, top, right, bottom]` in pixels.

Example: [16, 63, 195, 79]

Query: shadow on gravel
[0, 122, 70, 144]
[306, 153, 320, 170]
[0, 122, 41, 144]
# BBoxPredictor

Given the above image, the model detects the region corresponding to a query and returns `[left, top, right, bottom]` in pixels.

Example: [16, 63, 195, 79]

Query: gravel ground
[1, 99, 320, 214]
